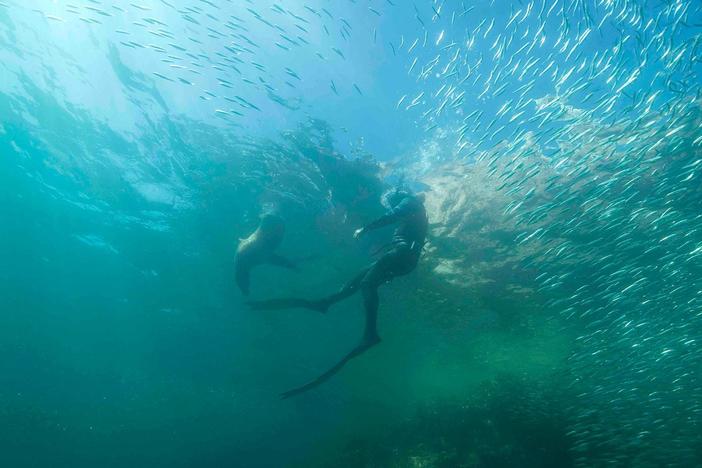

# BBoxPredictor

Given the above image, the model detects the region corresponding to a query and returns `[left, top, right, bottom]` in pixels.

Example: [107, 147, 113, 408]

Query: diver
[247, 189, 428, 398]
[235, 212, 297, 296]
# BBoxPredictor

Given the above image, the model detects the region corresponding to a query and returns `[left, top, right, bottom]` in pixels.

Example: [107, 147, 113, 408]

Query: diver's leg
[279, 250, 418, 398]
[314, 268, 369, 309]
[358, 247, 416, 343]
[360, 277, 383, 345]
[277, 268, 387, 398]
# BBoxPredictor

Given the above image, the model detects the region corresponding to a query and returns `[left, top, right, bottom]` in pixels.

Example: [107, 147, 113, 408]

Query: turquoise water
[1, 1, 701, 467]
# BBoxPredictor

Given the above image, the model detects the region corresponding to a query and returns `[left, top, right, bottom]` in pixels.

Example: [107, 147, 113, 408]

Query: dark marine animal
[235, 213, 297, 296]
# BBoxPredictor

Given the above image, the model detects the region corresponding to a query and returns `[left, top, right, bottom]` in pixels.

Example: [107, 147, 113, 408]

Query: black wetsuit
[247, 194, 428, 398]
[360, 195, 428, 288]
[319, 195, 428, 337]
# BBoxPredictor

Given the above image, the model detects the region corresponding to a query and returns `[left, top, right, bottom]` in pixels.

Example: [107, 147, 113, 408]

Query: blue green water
[1, 1, 701, 467]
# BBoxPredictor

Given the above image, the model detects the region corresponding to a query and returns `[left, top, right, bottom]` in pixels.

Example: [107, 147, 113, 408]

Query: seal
[235, 213, 297, 295]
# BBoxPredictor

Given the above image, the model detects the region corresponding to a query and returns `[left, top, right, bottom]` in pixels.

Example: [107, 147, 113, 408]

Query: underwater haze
[1, 0, 701, 467]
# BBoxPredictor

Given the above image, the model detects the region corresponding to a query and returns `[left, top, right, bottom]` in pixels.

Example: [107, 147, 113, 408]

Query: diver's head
[382, 188, 412, 209]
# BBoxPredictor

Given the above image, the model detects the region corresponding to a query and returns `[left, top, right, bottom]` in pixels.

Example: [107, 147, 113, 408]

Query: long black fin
[280, 337, 380, 399]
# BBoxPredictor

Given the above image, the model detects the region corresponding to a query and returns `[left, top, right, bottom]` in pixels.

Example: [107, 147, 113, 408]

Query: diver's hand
[353, 227, 366, 239]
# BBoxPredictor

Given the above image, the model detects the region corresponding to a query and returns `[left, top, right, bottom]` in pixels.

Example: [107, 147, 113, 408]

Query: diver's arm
[364, 211, 401, 231]
[355, 198, 415, 238]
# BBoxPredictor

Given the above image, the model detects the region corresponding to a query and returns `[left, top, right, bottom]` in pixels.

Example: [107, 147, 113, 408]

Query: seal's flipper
[235, 263, 251, 296]
[280, 336, 381, 399]
[246, 298, 328, 313]
[267, 254, 298, 270]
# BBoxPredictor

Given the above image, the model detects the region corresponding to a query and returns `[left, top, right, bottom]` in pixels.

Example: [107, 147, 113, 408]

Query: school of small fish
[6, 0, 702, 465]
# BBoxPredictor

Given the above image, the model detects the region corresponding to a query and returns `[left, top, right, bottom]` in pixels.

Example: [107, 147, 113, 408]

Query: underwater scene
[1, 0, 701, 467]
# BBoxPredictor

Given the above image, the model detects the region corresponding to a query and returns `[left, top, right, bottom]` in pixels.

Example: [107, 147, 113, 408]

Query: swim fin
[280, 336, 381, 399]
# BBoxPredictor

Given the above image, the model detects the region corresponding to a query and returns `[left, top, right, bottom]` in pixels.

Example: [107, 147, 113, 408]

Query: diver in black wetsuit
[247, 190, 428, 398]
